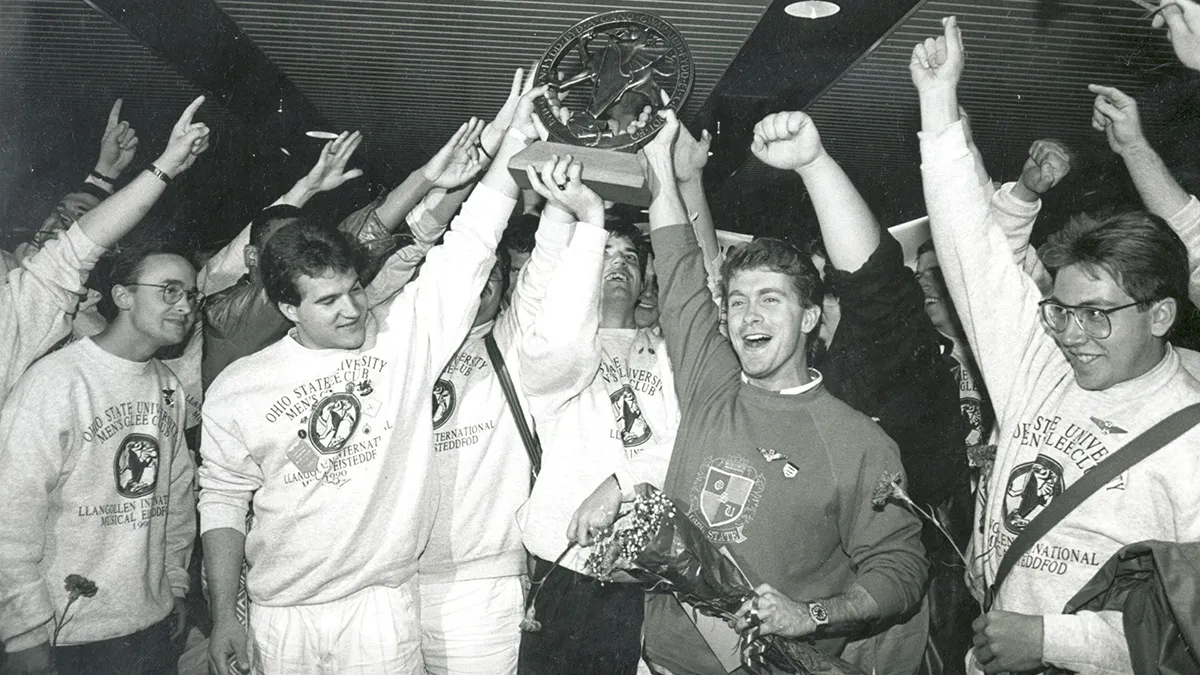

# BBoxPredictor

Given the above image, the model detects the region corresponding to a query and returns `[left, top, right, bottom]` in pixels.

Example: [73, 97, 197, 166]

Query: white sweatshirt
[518, 221, 680, 573]
[0, 338, 195, 650]
[418, 212, 571, 583]
[0, 222, 103, 410]
[921, 121, 1200, 675]
[197, 184, 514, 607]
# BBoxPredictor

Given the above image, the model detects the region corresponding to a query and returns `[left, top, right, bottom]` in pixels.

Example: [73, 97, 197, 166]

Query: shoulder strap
[484, 331, 542, 480]
[985, 402, 1200, 611]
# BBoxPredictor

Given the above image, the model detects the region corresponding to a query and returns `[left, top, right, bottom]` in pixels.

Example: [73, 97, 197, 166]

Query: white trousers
[248, 580, 424, 675]
[418, 575, 524, 675]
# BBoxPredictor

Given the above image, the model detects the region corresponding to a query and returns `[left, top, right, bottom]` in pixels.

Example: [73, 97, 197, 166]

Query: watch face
[809, 602, 830, 624]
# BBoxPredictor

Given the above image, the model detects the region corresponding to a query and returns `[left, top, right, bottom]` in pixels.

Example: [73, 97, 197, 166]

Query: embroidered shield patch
[700, 467, 755, 528]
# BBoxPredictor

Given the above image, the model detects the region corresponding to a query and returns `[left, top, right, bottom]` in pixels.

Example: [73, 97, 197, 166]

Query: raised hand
[95, 99, 139, 178]
[673, 124, 711, 184]
[422, 117, 486, 189]
[510, 85, 551, 142]
[750, 111, 826, 172]
[640, 108, 681, 196]
[1089, 84, 1149, 155]
[155, 95, 211, 178]
[298, 131, 364, 193]
[524, 154, 604, 226]
[481, 66, 533, 153]
[910, 16, 965, 93]
[1017, 139, 1072, 196]
[1154, 0, 1200, 71]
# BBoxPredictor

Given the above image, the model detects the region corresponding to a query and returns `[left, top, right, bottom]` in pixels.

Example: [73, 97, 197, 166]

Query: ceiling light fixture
[784, 1, 840, 19]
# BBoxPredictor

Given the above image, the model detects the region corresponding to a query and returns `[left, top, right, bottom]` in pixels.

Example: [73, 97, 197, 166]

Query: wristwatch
[807, 600, 830, 628]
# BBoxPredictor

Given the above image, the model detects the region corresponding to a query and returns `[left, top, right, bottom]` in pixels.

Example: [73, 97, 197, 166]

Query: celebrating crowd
[4, 3, 1200, 675]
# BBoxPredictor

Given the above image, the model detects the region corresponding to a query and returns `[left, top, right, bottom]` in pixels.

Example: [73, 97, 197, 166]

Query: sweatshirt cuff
[992, 182, 1042, 218]
[917, 120, 970, 163]
[5, 618, 53, 652]
[62, 221, 108, 264]
[569, 220, 609, 250]
[198, 500, 250, 536]
[457, 183, 518, 250]
[854, 571, 909, 619]
[1167, 195, 1200, 248]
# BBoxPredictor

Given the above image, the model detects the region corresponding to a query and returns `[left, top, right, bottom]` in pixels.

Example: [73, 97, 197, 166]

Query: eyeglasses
[1037, 299, 1144, 339]
[124, 282, 206, 308]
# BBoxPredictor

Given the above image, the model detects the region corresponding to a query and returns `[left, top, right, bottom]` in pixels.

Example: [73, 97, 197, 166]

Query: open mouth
[741, 333, 772, 349]
[924, 297, 941, 306]
[1068, 352, 1101, 365]
[604, 271, 629, 283]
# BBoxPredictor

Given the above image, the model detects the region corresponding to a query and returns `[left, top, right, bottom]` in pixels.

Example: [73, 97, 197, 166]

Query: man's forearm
[919, 87, 961, 136]
[75, 166, 171, 249]
[678, 179, 720, 264]
[797, 152, 880, 273]
[1120, 143, 1191, 220]
[815, 582, 881, 629]
[373, 172, 437, 230]
[201, 528, 247, 622]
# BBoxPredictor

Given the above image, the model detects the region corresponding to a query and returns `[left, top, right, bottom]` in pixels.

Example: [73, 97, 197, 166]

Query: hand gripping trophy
[509, 11, 694, 205]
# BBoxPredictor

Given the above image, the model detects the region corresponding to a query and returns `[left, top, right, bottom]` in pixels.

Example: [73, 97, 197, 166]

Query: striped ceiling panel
[213, 0, 774, 173]
[0, 0, 240, 135]
[726, 0, 1186, 224]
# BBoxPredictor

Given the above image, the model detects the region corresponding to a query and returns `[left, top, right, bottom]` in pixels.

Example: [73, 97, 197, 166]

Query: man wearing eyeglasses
[915, 17, 1200, 675]
[0, 239, 203, 675]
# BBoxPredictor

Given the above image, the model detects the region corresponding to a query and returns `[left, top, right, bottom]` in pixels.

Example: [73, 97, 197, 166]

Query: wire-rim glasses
[124, 282, 206, 308]
[1037, 299, 1144, 339]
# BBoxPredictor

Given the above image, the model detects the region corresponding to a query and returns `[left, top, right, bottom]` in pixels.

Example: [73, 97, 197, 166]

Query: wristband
[478, 142, 494, 160]
[506, 127, 536, 147]
[148, 165, 172, 184]
[89, 169, 117, 184]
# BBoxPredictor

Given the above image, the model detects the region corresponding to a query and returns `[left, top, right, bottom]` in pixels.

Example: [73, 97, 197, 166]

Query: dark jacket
[815, 231, 967, 509]
[1061, 540, 1200, 675]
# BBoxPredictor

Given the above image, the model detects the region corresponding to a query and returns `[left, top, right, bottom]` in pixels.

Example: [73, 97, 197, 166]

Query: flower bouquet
[582, 485, 865, 675]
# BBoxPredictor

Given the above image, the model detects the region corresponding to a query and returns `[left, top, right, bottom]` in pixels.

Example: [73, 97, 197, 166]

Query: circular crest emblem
[114, 433, 160, 499]
[535, 11, 693, 150]
[1003, 455, 1065, 534]
[307, 392, 361, 455]
[432, 379, 456, 430]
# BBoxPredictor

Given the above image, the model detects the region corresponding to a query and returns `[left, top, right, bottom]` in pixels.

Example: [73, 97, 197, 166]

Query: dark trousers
[518, 557, 644, 675]
[54, 615, 176, 675]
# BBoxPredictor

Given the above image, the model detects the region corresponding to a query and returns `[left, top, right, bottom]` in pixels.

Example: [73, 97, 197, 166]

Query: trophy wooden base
[508, 141, 651, 207]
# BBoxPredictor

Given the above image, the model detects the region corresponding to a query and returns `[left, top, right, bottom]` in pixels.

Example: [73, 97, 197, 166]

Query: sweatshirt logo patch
[113, 434, 160, 499]
[689, 456, 765, 544]
[1003, 455, 1064, 534]
[432, 379, 456, 430]
[611, 385, 652, 449]
[308, 393, 361, 455]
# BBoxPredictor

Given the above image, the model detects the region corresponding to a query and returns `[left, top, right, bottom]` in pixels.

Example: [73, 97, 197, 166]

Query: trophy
[508, 11, 694, 206]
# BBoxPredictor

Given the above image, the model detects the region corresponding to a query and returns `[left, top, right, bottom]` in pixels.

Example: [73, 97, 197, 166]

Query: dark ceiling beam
[82, 0, 346, 168]
[695, 0, 927, 192]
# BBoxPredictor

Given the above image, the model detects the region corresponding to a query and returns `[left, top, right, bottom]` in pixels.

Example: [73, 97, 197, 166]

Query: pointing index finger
[107, 99, 124, 130]
[176, 95, 206, 131]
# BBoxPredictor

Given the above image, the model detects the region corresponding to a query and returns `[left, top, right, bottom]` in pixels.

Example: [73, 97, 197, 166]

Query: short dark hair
[107, 238, 193, 293]
[250, 204, 303, 251]
[720, 237, 824, 309]
[916, 238, 937, 259]
[1040, 210, 1188, 310]
[260, 221, 359, 306]
[604, 218, 649, 277]
[501, 213, 539, 256]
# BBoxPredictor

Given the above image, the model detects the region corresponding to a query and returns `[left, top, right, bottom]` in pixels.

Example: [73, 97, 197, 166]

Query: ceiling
[1, 0, 1197, 247]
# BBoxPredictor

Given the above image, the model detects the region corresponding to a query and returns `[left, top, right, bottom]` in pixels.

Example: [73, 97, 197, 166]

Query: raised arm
[912, 17, 1056, 416]
[1089, 84, 1200, 306]
[989, 139, 1074, 294]
[518, 156, 608, 410]
[750, 111, 879, 272]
